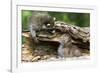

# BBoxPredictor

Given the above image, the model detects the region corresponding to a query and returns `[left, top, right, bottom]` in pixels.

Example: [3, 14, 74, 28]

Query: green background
[22, 10, 90, 31]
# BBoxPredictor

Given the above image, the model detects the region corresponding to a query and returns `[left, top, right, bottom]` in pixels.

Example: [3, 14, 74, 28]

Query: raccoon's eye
[51, 30, 56, 34]
[42, 25, 46, 28]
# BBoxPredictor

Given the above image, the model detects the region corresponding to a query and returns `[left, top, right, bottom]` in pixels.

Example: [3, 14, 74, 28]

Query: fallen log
[22, 21, 90, 59]
[54, 21, 90, 49]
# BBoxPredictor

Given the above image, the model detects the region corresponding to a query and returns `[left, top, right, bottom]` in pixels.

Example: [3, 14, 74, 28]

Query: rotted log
[54, 21, 90, 49]
[22, 21, 90, 58]
[23, 21, 90, 50]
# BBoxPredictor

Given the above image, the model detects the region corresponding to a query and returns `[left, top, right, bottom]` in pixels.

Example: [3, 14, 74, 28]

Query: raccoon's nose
[47, 24, 51, 26]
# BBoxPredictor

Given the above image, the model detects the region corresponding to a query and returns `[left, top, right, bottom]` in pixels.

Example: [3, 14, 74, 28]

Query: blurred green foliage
[22, 36, 26, 44]
[22, 10, 32, 30]
[49, 12, 90, 27]
[22, 10, 90, 31]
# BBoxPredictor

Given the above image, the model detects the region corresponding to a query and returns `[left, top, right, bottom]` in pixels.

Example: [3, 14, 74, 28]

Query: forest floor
[21, 27, 90, 62]
[22, 43, 90, 62]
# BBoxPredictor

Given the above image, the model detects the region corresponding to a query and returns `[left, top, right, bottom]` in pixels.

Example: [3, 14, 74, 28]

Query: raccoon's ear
[53, 17, 56, 21]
